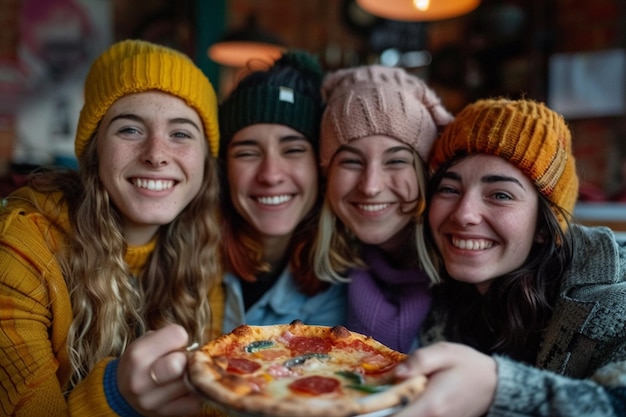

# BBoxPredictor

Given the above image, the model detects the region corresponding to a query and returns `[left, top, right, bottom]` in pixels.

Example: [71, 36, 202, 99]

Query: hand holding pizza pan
[186, 320, 427, 417]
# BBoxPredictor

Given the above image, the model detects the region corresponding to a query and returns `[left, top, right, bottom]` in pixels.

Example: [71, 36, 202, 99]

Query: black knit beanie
[219, 50, 324, 156]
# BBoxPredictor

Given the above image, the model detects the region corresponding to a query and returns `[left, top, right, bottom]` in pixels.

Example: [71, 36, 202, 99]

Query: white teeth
[358, 203, 389, 212]
[257, 195, 292, 205]
[452, 238, 494, 250]
[132, 178, 174, 191]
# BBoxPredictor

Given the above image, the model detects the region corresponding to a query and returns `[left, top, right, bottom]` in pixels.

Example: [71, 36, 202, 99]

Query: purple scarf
[346, 245, 432, 353]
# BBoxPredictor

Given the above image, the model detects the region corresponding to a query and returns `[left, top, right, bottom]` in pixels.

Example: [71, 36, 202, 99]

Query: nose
[449, 192, 482, 226]
[358, 164, 384, 197]
[256, 156, 285, 185]
[142, 136, 168, 167]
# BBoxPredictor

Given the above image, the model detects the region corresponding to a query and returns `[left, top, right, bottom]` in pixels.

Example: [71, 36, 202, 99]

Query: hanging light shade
[356, 0, 481, 21]
[208, 15, 286, 67]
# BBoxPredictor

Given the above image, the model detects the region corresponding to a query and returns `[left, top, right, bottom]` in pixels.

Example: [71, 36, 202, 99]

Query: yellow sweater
[0, 187, 224, 416]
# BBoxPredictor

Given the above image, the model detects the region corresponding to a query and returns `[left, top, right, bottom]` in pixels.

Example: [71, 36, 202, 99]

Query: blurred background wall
[1, 0, 625, 227]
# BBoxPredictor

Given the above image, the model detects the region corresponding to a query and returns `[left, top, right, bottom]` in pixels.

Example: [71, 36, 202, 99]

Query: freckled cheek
[98, 147, 123, 174]
[180, 150, 208, 176]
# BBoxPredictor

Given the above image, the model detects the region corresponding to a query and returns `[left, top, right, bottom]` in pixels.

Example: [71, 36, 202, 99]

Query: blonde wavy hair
[34, 134, 222, 387]
[313, 152, 440, 285]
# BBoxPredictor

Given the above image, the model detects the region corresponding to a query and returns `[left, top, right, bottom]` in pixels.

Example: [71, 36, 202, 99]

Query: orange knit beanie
[430, 98, 579, 228]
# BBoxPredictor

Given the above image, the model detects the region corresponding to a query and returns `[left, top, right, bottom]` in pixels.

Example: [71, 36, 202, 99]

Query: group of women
[1, 38, 625, 417]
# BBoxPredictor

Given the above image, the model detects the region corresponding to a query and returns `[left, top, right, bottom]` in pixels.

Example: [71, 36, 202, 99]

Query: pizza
[186, 320, 426, 417]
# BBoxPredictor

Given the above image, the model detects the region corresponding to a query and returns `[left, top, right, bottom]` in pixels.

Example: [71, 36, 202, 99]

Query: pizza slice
[187, 320, 426, 417]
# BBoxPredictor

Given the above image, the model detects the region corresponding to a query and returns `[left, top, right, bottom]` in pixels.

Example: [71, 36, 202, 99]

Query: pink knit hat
[319, 65, 453, 170]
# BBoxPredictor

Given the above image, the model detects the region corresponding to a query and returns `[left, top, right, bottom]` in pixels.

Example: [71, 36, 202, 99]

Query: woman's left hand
[392, 342, 497, 417]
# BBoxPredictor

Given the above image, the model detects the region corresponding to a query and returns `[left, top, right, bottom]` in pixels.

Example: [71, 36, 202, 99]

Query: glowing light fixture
[208, 15, 286, 67]
[356, 0, 481, 21]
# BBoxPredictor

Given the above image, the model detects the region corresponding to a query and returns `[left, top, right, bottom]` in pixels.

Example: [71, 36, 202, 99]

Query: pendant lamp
[208, 15, 285, 67]
[356, 0, 481, 21]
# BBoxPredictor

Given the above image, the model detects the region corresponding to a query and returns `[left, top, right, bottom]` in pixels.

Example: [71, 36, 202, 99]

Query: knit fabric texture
[0, 187, 225, 415]
[75, 39, 220, 158]
[347, 245, 432, 354]
[219, 50, 324, 154]
[429, 98, 579, 228]
[319, 65, 453, 170]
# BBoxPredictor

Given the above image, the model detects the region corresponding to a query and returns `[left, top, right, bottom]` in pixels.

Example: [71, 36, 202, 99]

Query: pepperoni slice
[288, 376, 340, 395]
[226, 357, 261, 374]
[287, 336, 332, 356]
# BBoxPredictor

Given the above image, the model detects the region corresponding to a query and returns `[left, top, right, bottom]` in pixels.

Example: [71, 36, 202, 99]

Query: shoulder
[566, 224, 626, 287]
[556, 226, 626, 342]
[2, 187, 69, 229]
[1, 187, 70, 249]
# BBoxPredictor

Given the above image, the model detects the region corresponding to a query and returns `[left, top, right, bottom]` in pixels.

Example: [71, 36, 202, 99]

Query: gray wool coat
[421, 225, 626, 417]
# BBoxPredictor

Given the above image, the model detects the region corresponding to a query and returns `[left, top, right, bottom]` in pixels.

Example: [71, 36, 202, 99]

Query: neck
[261, 234, 291, 273]
[376, 227, 416, 268]
[123, 221, 159, 246]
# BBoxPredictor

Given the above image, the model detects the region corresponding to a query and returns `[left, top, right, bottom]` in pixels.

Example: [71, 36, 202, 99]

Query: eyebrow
[337, 144, 413, 156]
[109, 114, 201, 132]
[229, 134, 308, 148]
[442, 171, 527, 191]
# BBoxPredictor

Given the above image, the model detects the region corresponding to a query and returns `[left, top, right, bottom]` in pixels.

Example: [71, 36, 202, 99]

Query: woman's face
[326, 135, 419, 253]
[97, 91, 208, 245]
[226, 123, 318, 244]
[428, 154, 540, 293]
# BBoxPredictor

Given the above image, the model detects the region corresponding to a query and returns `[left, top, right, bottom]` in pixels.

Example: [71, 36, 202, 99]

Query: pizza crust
[187, 321, 426, 417]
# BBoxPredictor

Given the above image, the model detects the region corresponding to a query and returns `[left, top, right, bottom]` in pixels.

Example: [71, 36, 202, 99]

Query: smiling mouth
[357, 203, 389, 212]
[256, 194, 293, 205]
[451, 237, 494, 250]
[131, 178, 175, 191]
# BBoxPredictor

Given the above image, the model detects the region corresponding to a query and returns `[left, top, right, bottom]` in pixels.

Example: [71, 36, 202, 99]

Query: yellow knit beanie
[75, 39, 219, 158]
[430, 98, 579, 229]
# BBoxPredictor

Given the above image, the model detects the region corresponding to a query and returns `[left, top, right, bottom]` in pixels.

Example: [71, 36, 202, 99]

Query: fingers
[395, 342, 459, 378]
[392, 342, 497, 417]
[138, 377, 199, 413]
[148, 351, 187, 387]
[137, 324, 190, 361]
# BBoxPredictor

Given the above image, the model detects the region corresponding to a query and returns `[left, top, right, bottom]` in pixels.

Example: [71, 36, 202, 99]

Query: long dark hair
[426, 156, 575, 364]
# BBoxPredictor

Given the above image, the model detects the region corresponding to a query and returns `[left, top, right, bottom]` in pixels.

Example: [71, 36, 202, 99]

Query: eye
[437, 185, 458, 195]
[284, 146, 309, 155]
[118, 126, 142, 136]
[172, 131, 193, 139]
[338, 157, 363, 167]
[387, 157, 411, 166]
[232, 149, 259, 158]
[492, 191, 513, 201]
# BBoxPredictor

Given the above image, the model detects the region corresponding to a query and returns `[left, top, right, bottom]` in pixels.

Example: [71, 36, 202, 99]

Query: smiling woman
[392, 98, 626, 417]
[313, 65, 454, 353]
[217, 50, 347, 334]
[0, 39, 224, 416]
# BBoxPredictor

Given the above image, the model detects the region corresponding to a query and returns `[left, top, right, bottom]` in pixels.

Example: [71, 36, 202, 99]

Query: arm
[0, 209, 121, 416]
[491, 355, 625, 417]
[0, 208, 206, 417]
[393, 342, 626, 417]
